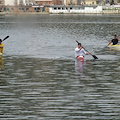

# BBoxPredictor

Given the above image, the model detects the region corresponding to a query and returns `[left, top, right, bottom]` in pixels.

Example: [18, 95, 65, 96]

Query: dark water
[0, 14, 120, 120]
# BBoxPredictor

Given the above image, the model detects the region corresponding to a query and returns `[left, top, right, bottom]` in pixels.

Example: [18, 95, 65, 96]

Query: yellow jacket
[0, 43, 4, 53]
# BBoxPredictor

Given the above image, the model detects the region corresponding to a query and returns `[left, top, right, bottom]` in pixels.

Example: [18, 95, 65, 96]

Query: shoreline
[0, 10, 120, 16]
[0, 12, 49, 16]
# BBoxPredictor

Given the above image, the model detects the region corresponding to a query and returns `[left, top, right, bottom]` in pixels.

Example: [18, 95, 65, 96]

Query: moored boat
[108, 44, 120, 51]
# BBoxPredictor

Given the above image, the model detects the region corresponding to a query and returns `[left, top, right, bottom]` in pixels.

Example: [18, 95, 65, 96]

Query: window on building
[0, 8, 1, 10]
[26, 8, 29, 11]
[34, 7, 40, 11]
[19, 8, 24, 11]
[11, 8, 14, 11]
[7, 8, 9, 11]
[4, 8, 9, 11]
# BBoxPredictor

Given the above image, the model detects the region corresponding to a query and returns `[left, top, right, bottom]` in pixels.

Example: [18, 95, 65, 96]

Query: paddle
[2, 36, 9, 42]
[76, 40, 98, 59]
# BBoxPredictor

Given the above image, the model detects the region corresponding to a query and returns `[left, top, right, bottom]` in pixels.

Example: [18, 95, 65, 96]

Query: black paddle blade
[76, 40, 79, 44]
[2, 36, 9, 42]
[92, 55, 98, 59]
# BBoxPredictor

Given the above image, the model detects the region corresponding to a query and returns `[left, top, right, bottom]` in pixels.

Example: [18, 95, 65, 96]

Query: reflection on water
[0, 14, 120, 119]
[75, 59, 86, 73]
[0, 56, 4, 70]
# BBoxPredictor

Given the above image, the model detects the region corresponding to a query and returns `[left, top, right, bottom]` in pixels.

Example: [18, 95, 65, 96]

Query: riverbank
[102, 9, 120, 14]
[0, 10, 120, 16]
[0, 12, 49, 16]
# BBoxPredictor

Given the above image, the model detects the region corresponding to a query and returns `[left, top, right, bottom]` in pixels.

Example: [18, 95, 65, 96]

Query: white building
[5, 0, 15, 5]
[4, 0, 35, 6]
[49, 5, 103, 13]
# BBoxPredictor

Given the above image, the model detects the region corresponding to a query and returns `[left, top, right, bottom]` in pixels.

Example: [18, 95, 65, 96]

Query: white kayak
[108, 44, 120, 51]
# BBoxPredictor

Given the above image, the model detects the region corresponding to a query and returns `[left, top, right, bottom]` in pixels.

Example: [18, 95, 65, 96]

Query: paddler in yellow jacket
[0, 39, 4, 54]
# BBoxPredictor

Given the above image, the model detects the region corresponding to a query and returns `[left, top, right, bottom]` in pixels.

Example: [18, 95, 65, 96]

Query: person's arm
[75, 47, 83, 52]
[86, 52, 91, 55]
[107, 41, 112, 46]
[82, 48, 91, 55]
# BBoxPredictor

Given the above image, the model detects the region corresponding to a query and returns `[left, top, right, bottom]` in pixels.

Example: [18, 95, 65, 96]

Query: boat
[0, 53, 3, 56]
[76, 56, 84, 61]
[108, 44, 120, 51]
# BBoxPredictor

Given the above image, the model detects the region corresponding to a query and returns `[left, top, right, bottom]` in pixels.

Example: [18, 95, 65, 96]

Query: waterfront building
[35, 0, 53, 5]
[5, 0, 14, 5]
[0, 0, 4, 5]
[85, 0, 97, 5]
[4, 0, 36, 6]
[66, 0, 78, 5]
[3, 0, 120, 6]
[49, 5, 103, 13]
[64, 0, 99, 5]
[0, 0, 120, 14]
[52, 0, 63, 5]
[26, 0, 36, 5]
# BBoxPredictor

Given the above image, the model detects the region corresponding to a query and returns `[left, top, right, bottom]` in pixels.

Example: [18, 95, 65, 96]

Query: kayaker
[75, 42, 90, 59]
[0, 39, 4, 53]
[107, 34, 119, 46]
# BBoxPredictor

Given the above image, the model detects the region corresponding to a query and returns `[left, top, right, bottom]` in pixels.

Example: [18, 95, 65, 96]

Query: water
[0, 14, 120, 120]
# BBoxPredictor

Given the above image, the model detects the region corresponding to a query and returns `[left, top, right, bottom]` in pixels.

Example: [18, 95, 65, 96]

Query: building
[85, 0, 97, 5]
[5, 0, 26, 5]
[64, 0, 114, 5]
[5, 0, 14, 5]
[49, 5, 103, 13]
[35, 0, 53, 5]
[65, 0, 78, 5]
[0, 0, 4, 5]
[52, 0, 63, 5]
[26, 0, 36, 5]
[4, 0, 36, 6]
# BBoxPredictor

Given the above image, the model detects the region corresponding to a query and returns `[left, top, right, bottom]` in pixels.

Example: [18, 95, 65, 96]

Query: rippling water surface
[0, 14, 120, 120]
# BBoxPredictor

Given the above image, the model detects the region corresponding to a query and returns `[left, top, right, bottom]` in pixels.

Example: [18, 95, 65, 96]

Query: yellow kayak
[108, 44, 120, 51]
[0, 53, 3, 56]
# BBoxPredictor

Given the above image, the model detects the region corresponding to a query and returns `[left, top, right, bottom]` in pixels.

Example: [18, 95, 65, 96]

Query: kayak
[76, 56, 84, 61]
[108, 44, 120, 51]
[0, 53, 3, 56]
